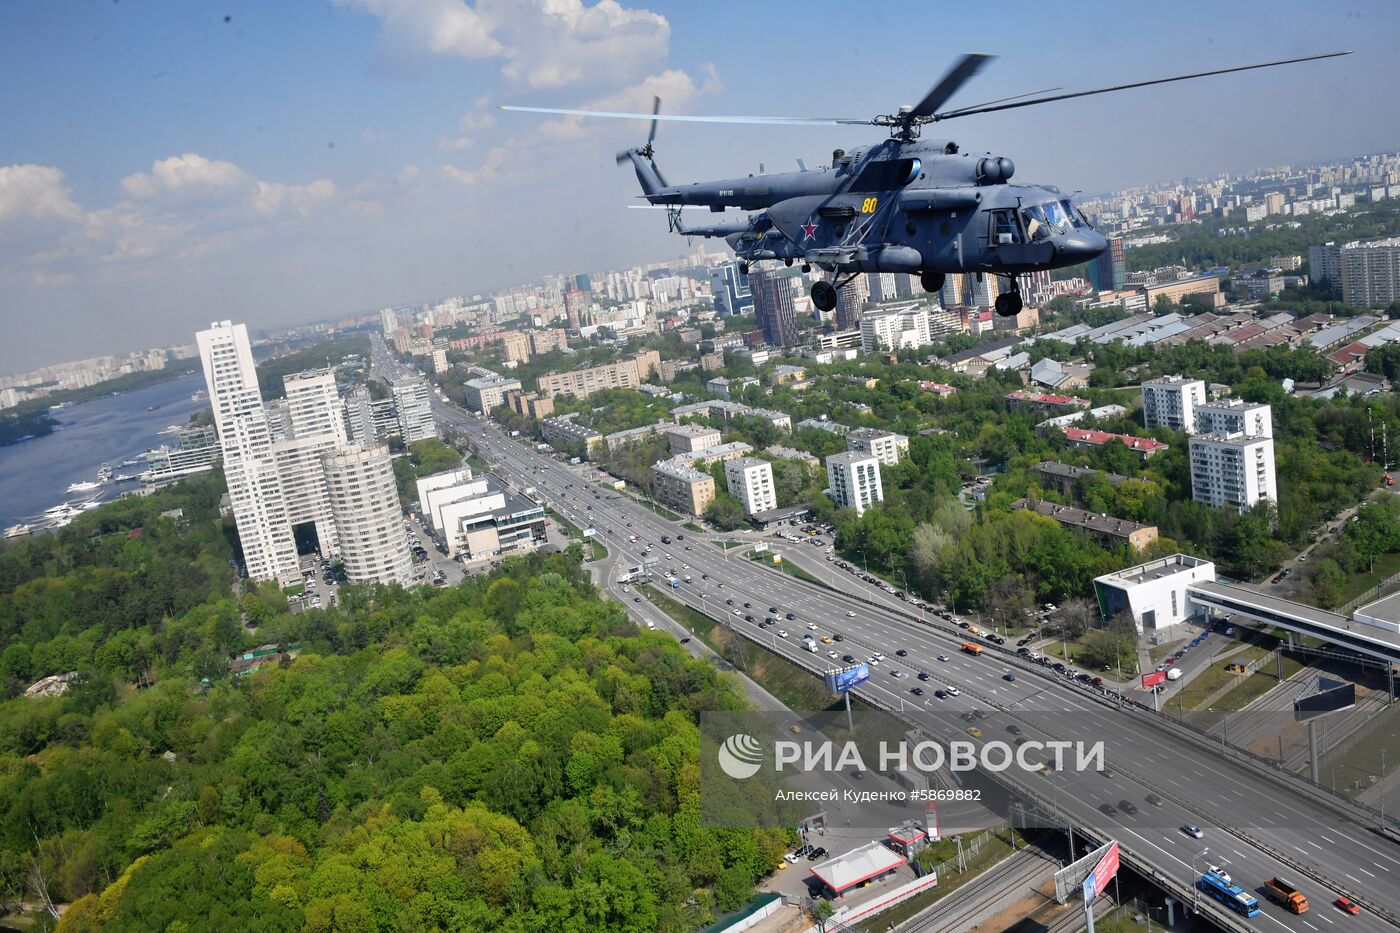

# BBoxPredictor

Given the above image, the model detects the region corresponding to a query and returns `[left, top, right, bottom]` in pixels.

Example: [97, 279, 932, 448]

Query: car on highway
[786, 612, 797, 620]
[937, 655, 950, 662]
[1119, 800, 1138, 815]
[896, 649, 907, 657]
[1003, 673, 1016, 682]
[867, 657, 880, 666]
[917, 672, 930, 681]
[1007, 724, 1022, 735]
[1144, 794, 1162, 807]
[827, 651, 839, 659]
[846, 611, 856, 617]
[910, 686, 924, 696]
[1181, 825, 1204, 839]
[934, 689, 948, 699]
[1335, 897, 1360, 916]
[891, 670, 906, 679]
[946, 686, 960, 697]
[843, 655, 857, 664]
[777, 630, 788, 638]
[966, 727, 982, 738]
[1099, 803, 1118, 816]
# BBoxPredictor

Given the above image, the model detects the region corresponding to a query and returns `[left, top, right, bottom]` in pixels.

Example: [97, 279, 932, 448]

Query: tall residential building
[1340, 237, 1400, 307]
[1309, 242, 1343, 286]
[710, 261, 753, 316]
[725, 457, 777, 516]
[321, 445, 414, 584]
[1086, 236, 1120, 291]
[939, 273, 967, 309]
[846, 428, 909, 466]
[284, 369, 347, 446]
[379, 308, 398, 334]
[196, 321, 299, 585]
[834, 277, 865, 330]
[535, 351, 659, 400]
[969, 273, 1002, 309]
[1195, 398, 1272, 439]
[826, 451, 884, 516]
[1141, 376, 1207, 433]
[859, 305, 933, 352]
[1189, 433, 1277, 514]
[866, 272, 899, 304]
[750, 265, 800, 347]
[391, 376, 436, 443]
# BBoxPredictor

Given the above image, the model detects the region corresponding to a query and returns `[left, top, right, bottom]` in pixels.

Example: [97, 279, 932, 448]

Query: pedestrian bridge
[1188, 580, 1400, 665]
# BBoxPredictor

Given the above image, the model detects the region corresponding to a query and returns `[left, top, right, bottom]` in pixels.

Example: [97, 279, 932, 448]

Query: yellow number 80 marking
[860, 197, 878, 214]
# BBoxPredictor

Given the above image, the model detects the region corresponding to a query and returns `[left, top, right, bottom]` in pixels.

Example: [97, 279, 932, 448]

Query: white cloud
[0, 165, 83, 226]
[334, 0, 502, 58]
[440, 146, 509, 187]
[438, 135, 476, 151]
[359, 128, 391, 143]
[120, 153, 251, 202]
[338, 0, 669, 89]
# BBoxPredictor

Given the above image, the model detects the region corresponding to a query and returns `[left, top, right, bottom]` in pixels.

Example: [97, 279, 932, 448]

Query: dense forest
[0, 475, 785, 931]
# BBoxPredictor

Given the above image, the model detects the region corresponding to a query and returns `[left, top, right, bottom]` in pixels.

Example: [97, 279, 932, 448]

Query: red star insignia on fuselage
[801, 220, 818, 240]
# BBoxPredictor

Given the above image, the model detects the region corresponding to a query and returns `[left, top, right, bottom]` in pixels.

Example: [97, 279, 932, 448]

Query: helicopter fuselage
[621, 136, 1106, 280]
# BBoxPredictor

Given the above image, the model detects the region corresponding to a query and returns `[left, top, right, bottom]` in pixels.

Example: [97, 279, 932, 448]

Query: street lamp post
[1192, 848, 1209, 913]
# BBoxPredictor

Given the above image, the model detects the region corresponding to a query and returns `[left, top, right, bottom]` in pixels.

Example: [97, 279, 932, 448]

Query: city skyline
[3, 1, 1398, 373]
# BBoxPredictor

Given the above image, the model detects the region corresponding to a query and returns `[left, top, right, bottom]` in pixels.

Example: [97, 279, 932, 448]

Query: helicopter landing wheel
[994, 291, 1024, 317]
[811, 280, 837, 313]
[739, 262, 749, 275]
[920, 271, 945, 293]
[784, 258, 793, 267]
[801, 263, 811, 273]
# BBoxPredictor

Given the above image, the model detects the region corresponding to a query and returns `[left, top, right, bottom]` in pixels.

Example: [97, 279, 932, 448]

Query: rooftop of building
[652, 459, 714, 482]
[847, 427, 907, 441]
[1035, 460, 1129, 485]
[1065, 427, 1169, 453]
[1013, 498, 1156, 538]
[727, 456, 770, 471]
[666, 423, 722, 437]
[1006, 389, 1091, 406]
[826, 450, 880, 466]
[1189, 431, 1272, 448]
[1096, 553, 1214, 587]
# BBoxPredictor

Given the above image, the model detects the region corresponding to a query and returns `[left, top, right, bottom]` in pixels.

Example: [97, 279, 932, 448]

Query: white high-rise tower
[196, 321, 299, 585]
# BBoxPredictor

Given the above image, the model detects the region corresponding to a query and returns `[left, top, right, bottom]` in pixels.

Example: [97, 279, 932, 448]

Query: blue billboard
[825, 663, 871, 694]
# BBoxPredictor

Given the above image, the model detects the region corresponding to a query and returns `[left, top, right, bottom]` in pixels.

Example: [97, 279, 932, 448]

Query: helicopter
[503, 50, 1349, 317]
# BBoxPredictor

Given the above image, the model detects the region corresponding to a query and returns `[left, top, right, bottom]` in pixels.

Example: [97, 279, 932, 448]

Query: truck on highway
[612, 480, 626, 490]
[1263, 877, 1309, 914]
[961, 642, 983, 656]
[802, 634, 819, 653]
[1166, 667, 1183, 681]
[669, 577, 680, 589]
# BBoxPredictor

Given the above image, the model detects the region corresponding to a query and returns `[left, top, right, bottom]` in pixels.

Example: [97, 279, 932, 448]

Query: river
[0, 370, 210, 529]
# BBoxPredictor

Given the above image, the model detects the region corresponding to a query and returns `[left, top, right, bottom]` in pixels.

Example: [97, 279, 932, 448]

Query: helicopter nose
[1056, 229, 1107, 265]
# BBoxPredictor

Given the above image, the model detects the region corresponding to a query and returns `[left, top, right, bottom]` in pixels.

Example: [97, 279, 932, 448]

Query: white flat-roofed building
[321, 445, 413, 585]
[392, 375, 437, 442]
[1189, 432, 1277, 514]
[283, 369, 347, 446]
[1195, 398, 1272, 439]
[846, 427, 909, 466]
[746, 407, 792, 432]
[416, 467, 474, 522]
[196, 320, 299, 585]
[1141, 376, 1206, 433]
[463, 374, 522, 414]
[725, 457, 777, 515]
[1093, 554, 1216, 633]
[826, 451, 883, 515]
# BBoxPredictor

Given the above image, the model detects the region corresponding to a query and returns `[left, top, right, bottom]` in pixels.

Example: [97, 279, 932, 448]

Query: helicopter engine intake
[976, 156, 1015, 185]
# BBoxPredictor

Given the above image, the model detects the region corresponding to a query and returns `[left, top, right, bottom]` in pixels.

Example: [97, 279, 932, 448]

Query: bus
[1196, 871, 1260, 918]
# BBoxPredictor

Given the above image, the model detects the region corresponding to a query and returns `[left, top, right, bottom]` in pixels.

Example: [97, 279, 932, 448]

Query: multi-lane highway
[374, 338, 1400, 931]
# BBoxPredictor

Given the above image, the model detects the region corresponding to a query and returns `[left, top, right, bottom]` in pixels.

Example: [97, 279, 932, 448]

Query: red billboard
[1090, 841, 1119, 898]
[1141, 670, 1167, 687]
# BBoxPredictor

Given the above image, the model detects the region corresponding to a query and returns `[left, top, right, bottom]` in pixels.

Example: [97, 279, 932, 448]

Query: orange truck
[1264, 877, 1309, 914]
[961, 642, 983, 656]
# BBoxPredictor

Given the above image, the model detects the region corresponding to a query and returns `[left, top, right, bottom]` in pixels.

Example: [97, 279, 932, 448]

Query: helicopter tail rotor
[615, 95, 668, 188]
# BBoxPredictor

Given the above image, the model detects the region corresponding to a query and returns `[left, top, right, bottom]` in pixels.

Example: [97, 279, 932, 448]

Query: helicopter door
[987, 208, 1052, 267]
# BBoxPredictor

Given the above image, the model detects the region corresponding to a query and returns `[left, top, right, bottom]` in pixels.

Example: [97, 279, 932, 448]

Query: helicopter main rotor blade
[647, 95, 660, 148]
[931, 50, 1352, 121]
[936, 85, 1063, 116]
[908, 53, 995, 118]
[499, 105, 870, 126]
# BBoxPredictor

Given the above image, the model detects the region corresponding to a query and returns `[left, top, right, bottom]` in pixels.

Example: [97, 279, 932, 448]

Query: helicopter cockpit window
[1021, 205, 1050, 241]
[1061, 199, 1092, 229]
[1042, 200, 1074, 234]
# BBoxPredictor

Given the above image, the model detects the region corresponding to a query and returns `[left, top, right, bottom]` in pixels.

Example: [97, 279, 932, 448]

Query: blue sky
[1, 0, 1396, 372]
